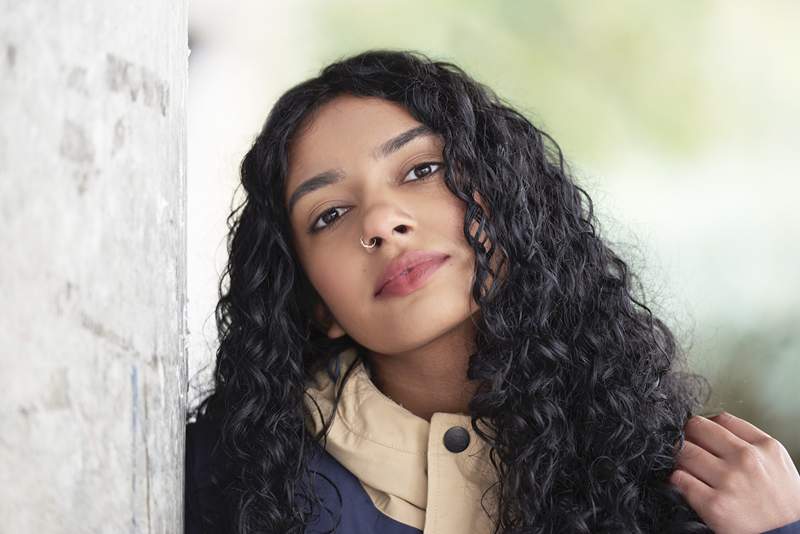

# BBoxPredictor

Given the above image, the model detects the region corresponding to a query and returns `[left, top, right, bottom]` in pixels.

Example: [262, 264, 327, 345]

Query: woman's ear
[470, 190, 492, 253]
[313, 301, 347, 339]
[471, 189, 509, 283]
[473, 190, 489, 216]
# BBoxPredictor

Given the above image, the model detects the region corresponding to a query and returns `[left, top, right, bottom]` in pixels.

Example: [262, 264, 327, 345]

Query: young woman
[185, 49, 800, 534]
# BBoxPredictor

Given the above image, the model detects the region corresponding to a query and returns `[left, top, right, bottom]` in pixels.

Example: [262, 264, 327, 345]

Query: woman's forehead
[290, 96, 422, 159]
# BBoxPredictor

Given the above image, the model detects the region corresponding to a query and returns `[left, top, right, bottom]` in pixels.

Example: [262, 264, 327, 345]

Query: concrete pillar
[0, 2, 188, 533]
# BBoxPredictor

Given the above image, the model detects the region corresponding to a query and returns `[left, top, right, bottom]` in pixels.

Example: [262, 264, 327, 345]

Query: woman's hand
[669, 411, 800, 534]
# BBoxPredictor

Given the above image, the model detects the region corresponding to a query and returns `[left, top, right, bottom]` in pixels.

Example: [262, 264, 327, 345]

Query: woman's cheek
[319, 265, 364, 309]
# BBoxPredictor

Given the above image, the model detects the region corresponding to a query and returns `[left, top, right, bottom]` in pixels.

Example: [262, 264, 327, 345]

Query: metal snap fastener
[443, 426, 470, 453]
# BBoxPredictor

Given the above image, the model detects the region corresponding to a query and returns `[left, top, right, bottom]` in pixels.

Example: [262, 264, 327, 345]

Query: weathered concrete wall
[0, 2, 188, 533]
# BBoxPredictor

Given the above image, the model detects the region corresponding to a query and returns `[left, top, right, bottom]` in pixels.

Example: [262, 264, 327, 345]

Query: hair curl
[188, 49, 713, 533]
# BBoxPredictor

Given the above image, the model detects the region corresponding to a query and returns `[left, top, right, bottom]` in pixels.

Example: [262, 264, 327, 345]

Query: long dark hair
[189, 48, 713, 533]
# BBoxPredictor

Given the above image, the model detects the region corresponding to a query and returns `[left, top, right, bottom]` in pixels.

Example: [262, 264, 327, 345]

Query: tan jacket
[304, 346, 499, 534]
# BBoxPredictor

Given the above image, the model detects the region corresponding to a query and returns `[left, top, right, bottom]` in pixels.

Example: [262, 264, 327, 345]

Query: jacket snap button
[443, 426, 470, 453]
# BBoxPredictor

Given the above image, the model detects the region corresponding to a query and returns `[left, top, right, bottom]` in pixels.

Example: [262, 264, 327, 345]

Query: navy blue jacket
[185, 417, 420, 533]
[184, 416, 800, 533]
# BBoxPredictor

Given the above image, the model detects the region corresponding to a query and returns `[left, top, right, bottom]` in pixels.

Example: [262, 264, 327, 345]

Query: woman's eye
[310, 206, 348, 233]
[404, 162, 442, 182]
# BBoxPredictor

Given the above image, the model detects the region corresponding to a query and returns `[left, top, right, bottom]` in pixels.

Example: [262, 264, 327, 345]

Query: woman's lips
[375, 256, 449, 298]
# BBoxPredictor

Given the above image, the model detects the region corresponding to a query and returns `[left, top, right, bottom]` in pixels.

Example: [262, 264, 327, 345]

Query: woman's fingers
[675, 438, 727, 488]
[671, 411, 800, 533]
[669, 467, 714, 512]
[709, 411, 773, 445]
[683, 414, 748, 460]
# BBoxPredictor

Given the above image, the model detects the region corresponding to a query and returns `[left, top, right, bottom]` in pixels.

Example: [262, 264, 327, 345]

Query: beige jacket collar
[304, 346, 499, 534]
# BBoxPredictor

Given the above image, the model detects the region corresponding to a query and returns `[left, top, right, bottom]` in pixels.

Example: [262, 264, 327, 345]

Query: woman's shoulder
[186, 415, 228, 486]
[185, 414, 421, 533]
[185, 414, 233, 534]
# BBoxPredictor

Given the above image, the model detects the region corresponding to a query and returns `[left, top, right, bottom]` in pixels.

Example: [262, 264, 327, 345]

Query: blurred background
[186, 0, 799, 458]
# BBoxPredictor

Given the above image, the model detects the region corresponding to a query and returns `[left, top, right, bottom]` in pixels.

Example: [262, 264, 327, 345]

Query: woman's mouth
[375, 256, 449, 298]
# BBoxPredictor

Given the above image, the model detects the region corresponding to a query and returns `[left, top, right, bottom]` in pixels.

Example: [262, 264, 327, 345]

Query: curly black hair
[188, 48, 714, 533]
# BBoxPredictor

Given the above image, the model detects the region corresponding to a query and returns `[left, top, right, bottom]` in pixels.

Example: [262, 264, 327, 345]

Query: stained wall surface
[0, 2, 188, 532]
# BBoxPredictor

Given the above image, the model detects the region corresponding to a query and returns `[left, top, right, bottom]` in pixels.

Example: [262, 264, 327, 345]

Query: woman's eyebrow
[286, 124, 438, 216]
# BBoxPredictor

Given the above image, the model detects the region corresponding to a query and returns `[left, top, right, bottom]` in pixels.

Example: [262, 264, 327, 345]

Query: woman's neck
[362, 322, 481, 422]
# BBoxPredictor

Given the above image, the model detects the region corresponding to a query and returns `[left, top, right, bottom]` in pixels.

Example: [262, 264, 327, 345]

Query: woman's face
[284, 95, 488, 354]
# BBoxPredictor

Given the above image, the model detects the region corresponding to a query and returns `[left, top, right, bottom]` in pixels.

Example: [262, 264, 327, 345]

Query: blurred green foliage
[311, 0, 719, 168]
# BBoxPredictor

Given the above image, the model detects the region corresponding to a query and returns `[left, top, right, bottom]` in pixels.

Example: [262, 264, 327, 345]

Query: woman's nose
[358, 200, 415, 250]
